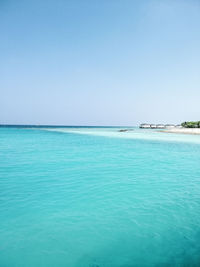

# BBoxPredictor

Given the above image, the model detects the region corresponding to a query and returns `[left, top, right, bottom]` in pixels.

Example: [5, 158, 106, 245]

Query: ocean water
[1, 126, 200, 267]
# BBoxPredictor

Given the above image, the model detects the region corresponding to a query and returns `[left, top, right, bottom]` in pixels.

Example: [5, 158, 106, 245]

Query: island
[139, 121, 200, 135]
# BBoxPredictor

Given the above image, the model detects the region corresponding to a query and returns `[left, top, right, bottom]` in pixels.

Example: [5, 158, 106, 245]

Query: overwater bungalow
[165, 124, 175, 128]
[175, 125, 182, 128]
[156, 124, 165, 129]
[140, 124, 151, 129]
[139, 123, 183, 129]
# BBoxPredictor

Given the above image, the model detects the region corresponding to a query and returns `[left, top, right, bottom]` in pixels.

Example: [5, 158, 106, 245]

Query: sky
[1, 0, 200, 126]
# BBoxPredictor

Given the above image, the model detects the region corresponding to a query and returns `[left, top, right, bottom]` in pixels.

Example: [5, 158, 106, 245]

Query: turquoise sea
[1, 126, 200, 267]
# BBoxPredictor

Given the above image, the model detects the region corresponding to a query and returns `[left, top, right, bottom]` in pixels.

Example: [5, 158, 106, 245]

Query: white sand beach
[162, 128, 200, 135]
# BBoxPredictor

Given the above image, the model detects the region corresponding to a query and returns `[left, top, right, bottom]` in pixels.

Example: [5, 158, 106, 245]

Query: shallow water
[1, 127, 200, 266]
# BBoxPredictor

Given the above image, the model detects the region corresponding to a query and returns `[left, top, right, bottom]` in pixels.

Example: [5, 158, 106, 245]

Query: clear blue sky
[1, 0, 200, 126]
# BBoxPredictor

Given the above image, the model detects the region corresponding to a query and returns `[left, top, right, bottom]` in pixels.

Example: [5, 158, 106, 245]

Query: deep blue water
[1, 127, 200, 266]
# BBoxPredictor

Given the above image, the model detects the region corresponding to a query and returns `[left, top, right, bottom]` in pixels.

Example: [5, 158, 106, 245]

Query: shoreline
[161, 128, 200, 135]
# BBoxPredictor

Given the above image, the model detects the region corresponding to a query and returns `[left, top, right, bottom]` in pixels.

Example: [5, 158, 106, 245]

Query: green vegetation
[181, 121, 200, 128]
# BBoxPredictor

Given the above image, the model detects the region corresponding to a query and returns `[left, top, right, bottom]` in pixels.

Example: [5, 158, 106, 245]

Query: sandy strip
[162, 128, 200, 135]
